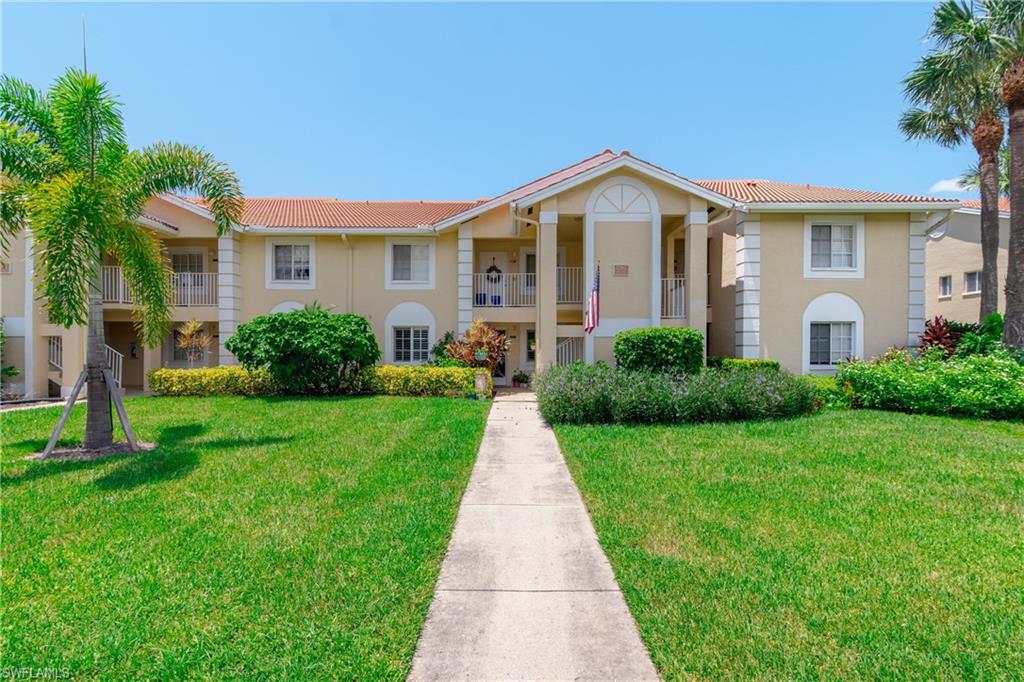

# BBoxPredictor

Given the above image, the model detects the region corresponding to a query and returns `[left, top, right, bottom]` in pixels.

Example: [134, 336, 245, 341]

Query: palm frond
[49, 69, 125, 175]
[107, 221, 174, 347]
[899, 107, 967, 147]
[125, 141, 243, 234]
[960, 144, 1010, 194]
[0, 173, 28, 251]
[0, 75, 58, 147]
[26, 172, 104, 327]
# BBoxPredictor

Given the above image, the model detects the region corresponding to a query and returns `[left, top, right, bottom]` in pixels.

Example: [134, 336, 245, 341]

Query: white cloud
[929, 177, 971, 194]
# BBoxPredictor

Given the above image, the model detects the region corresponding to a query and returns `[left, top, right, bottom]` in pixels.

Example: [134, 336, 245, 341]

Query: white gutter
[741, 201, 962, 212]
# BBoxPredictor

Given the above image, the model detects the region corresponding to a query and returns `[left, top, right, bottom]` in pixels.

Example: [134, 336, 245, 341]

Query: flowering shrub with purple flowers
[534, 362, 816, 425]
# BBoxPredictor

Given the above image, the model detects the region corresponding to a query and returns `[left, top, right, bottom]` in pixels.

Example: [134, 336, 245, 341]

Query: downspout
[341, 234, 353, 313]
[511, 202, 540, 230]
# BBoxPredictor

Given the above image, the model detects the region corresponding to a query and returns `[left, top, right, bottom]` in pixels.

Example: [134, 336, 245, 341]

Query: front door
[478, 251, 508, 306]
[493, 328, 508, 385]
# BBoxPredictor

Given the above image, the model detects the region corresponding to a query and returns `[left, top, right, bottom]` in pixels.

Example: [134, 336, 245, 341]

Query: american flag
[584, 264, 600, 334]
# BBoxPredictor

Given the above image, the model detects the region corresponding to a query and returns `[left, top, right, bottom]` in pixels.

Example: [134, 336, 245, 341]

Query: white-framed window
[265, 238, 315, 290]
[939, 275, 952, 298]
[809, 322, 854, 367]
[385, 238, 435, 290]
[170, 251, 205, 274]
[964, 271, 981, 295]
[803, 215, 865, 278]
[393, 326, 430, 364]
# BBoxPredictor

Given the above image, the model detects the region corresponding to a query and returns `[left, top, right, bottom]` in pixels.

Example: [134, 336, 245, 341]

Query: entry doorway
[493, 327, 508, 386]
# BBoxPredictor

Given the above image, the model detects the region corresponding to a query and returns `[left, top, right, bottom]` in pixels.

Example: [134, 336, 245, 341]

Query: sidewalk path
[409, 391, 658, 680]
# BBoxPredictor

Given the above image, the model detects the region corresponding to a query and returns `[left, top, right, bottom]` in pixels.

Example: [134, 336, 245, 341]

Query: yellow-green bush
[367, 365, 491, 398]
[148, 366, 276, 397]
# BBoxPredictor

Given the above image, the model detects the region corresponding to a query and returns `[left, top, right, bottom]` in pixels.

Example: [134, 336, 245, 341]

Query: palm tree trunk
[1004, 60, 1024, 347]
[974, 113, 1004, 321]
[83, 266, 114, 449]
[978, 152, 1002, 319]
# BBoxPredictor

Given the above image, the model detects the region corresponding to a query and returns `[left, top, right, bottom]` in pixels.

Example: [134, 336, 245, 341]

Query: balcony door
[478, 251, 508, 306]
[170, 249, 208, 306]
[520, 247, 566, 303]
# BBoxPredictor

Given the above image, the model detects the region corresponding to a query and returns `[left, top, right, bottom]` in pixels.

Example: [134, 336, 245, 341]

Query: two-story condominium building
[926, 198, 1011, 324]
[1, 150, 960, 397]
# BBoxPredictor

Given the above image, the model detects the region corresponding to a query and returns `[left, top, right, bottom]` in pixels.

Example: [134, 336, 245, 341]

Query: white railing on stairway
[661, 277, 686, 319]
[555, 336, 584, 366]
[105, 344, 123, 388]
[557, 267, 584, 304]
[473, 272, 536, 307]
[48, 336, 63, 370]
[102, 266, 218, 306]
[471, 267, 584, 307]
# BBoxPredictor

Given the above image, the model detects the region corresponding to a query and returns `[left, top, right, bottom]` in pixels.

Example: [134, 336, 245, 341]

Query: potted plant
[511, 369, 530, 388]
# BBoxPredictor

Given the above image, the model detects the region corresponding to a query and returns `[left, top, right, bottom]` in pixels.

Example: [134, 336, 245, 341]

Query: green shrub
[535, 363, 815, 425]
[367, 365, 491, 398]
[837, 350, 1024, 419]
[225, 309, 380, 394]
[148, 366, 276, 396]
[720, 358, 781, 372]
[613, 327, 704, 374]
[805, 375, 853, 410]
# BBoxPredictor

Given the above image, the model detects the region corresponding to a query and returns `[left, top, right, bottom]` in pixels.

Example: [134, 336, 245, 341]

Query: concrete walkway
[409, 392, 658, 681]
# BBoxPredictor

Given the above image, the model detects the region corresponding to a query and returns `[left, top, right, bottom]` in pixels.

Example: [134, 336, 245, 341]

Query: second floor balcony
[472, 267, 583, 307]
[102, 266, 218, 307]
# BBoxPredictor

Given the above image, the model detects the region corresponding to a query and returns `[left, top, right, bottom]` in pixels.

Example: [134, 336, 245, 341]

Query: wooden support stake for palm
[42, 368, 139, 457]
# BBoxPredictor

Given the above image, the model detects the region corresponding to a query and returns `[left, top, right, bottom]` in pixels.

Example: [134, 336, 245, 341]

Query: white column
[650, 211, 662, 325]
[685, 203, 708, 352]
[735, 212, 761, 359]
[217, 233, 241, 365]
[907, 213, 927, 347]
[457, 221, 474, 333]
[584, 213, 595, 363]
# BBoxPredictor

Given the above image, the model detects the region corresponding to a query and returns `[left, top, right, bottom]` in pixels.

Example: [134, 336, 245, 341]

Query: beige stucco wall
[593, 220, 652, 322]
[237, 231, 460, 357]
[926, 211, 1009, 323]
[758, 212, 910, 372]
[708, 217, 737, 359]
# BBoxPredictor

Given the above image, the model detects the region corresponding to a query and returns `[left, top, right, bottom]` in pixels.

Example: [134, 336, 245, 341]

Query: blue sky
[3, 2, 977, 201]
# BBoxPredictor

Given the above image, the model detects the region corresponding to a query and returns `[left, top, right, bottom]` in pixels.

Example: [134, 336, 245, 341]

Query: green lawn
[1, 396, 489, 679]
[555, 410, 1024, 680]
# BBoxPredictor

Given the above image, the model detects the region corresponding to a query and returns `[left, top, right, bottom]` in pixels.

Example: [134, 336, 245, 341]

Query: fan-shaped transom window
[593, 183, 652, 216]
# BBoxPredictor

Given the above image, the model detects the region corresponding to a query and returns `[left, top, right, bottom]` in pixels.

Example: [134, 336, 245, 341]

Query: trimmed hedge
[613, 327, 704, 375]
[837, 350, 1024, 419]
[721, 358, 780, 372]
[148, 366, 276, 397]
[368, 365, 491, 398]
[534, 362, 815, 425]
[805, 375, 853, 410]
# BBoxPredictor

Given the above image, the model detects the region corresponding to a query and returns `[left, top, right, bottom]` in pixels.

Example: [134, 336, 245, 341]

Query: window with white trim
[171, 252, 204, 273]
[391, 244, 429, 283]
[273, 244, 311, 282]
[385, 238, 434, 290]
[964, 271, 981, 294]
[810, 223, 855, 269]
[939, 275, 952, 298]
[809, 322, 854, 366]
[393, 326, 430, 363]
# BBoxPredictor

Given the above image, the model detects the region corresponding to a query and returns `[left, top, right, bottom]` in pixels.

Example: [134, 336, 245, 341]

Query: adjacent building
[1, 149, 960, 396]
[926, 198, 1010, 324]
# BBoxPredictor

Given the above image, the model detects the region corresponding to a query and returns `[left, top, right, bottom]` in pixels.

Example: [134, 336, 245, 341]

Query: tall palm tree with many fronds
[0, 68, 242, 450]
[901, 0, 1005, 320]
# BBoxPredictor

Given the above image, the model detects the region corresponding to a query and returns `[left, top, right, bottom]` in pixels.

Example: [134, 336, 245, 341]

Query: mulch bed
[27, 441, 157, 462]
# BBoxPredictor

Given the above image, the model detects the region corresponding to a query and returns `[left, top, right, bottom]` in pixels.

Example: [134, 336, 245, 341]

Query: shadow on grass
[3, 422, 293, 491]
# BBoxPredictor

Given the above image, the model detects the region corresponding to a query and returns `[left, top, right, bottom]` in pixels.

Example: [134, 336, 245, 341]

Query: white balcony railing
[472, 267, 584, 307]
[555, 336, 584, 366]
[473, 272, 536, 307]
[662, 277, 686, 319]
[102, 266, 218, 307]
[557, 267, 584, 304]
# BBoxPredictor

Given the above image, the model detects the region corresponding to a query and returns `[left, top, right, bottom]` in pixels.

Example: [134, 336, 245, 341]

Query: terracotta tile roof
[486, 149, 621, 205]
[692, 179, 947, 205]
[183, 196, 486, 228]
[959, 197, 1010, 213]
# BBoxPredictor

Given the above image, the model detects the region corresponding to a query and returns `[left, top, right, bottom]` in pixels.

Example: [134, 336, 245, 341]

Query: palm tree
[986, 0, 1024, 345]
[901, 0, 1005, 320]
[960, 143, 1010, 195]
[0, 68, 242, 450]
